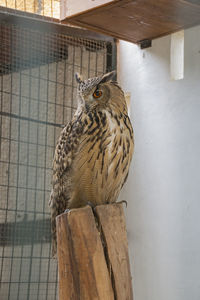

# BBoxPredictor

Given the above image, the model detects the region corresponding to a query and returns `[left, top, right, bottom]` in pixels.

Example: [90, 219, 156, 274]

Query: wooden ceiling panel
[62, 0, 200, 44]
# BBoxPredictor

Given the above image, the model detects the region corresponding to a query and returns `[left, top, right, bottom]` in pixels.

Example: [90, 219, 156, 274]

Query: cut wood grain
[95, 203, 133, 300]
[56, 206, 114, 300]
[56, 203, 133, 300]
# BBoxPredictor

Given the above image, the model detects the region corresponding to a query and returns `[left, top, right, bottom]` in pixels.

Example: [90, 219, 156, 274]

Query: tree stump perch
[56, 203, 133, 300]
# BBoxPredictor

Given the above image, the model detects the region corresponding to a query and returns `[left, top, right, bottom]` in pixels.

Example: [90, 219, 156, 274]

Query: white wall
[118, 25, 200, 300]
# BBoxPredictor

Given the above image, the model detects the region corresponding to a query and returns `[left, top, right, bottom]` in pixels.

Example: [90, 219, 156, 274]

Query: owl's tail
[49, 191, 69, 258]
[50, 202, 58, 258]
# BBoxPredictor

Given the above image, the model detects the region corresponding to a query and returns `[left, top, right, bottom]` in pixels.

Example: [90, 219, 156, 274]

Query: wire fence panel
[0, 0, 61, 18]
[0, 20, 116, 300]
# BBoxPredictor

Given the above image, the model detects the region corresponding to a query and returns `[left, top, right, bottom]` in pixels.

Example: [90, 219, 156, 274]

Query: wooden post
[56, 203, 133, 300]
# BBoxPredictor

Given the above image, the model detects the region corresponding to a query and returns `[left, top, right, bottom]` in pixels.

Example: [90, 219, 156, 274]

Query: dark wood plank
[62, 0, 200, 43]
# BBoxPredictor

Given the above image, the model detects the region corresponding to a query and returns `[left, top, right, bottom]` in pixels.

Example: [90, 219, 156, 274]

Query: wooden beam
[61, 0, 200, 44]
[56, 203, 133, 300]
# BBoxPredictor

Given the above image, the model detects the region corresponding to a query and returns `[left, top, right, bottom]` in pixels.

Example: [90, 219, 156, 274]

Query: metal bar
[25, 62, 35, 300]
[0, 161, 52, 171]
[45, 51, 59, 300]
[15, 69, 23, 300]
[0, 137, 55, 149]
[36, 65, 43, 300]
[0, 184, 51, 193]
[0, 111, 63, 128]
[0, 207, 50, 215]
[5, 29, 15, 298]
[0, 39, 8, 291]
[70, 45, 75, 118]
[41, 58, 51, 298]
[62, 50, 67, 125]
[0, 6, 114, 42]
[0, 89, 77, 110]
[88, 48, 91, 77]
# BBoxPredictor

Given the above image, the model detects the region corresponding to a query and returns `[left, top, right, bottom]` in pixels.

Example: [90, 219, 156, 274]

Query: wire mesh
[0, 20, 116, 299]
[0, 0, 60, 18]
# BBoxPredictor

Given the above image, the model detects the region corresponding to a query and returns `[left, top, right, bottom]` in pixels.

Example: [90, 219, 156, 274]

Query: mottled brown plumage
[49, 71, 134, 257]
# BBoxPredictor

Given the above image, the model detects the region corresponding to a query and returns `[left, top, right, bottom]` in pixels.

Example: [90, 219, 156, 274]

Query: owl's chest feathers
[73, 108, 133, 189]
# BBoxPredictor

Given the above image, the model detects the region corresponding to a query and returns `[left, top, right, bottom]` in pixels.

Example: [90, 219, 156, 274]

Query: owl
[49, 71, 134, 257]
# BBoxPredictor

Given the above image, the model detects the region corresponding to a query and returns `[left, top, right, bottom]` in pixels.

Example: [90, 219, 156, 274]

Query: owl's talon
[117, 200, 128, 207]
[64, 208, 70, 213]
[86, 201, 96, 210]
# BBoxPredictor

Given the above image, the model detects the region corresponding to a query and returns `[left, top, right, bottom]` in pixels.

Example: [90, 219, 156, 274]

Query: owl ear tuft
[100, 70, 116, 84]
[75, 72, 83, 84]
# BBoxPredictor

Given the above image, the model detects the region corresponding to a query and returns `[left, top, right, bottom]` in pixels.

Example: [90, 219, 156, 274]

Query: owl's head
[75, 71, 127, 113]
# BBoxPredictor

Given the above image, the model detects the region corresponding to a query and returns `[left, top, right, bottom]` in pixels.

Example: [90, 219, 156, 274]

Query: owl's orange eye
[93, 90, 102, 98]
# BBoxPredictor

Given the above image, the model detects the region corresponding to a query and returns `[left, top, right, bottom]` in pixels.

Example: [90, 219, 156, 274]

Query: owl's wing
[51, 113, 84, 198]
[49, 113, 84, 257]
[52, 121, 74, 183]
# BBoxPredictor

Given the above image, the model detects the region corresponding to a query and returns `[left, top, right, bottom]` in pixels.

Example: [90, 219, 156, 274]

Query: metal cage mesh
[0, 20, 115, 299]
[0, 0, 61, 18]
